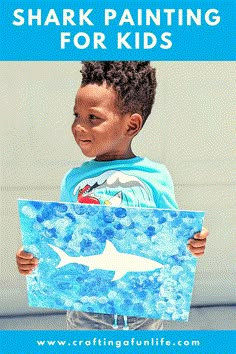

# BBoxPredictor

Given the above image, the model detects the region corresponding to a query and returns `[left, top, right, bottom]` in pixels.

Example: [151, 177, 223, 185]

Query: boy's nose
[74, 123, 85, 132]
[73, 119, 87, 132]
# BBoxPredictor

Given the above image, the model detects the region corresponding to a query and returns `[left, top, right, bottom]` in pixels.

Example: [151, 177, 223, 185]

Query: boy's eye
[89, 114, 98, 121]
[72, 113, 101, 124]
[73, 113, 79, 120]
[89, 114, 101, 124]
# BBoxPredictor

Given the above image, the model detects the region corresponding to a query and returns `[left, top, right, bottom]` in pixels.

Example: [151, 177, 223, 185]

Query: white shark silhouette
[48, 241, 164, 281]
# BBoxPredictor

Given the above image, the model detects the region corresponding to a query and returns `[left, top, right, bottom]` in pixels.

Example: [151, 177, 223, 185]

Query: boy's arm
[16, 247, 38, 275]
[188, 227, 209, 257]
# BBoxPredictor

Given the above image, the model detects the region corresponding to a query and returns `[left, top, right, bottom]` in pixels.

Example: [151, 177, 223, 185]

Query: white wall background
[0, 62, 235, 317]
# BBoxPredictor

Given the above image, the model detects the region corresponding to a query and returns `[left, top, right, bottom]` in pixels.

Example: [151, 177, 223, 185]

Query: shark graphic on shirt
[73, 170, 154, 207]
[48, 241, 164, 281]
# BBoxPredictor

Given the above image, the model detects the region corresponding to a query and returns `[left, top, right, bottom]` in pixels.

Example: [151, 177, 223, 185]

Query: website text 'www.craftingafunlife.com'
[36, 336, 200, 349]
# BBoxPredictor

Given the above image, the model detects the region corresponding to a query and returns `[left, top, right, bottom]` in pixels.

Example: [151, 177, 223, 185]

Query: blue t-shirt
[60, 156, 178, 210]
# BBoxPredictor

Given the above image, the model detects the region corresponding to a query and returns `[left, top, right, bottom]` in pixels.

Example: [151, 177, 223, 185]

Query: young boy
[16, 61, 208, 330]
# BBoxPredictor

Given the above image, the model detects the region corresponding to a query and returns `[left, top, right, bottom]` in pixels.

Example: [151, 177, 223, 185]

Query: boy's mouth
[79, 139, 92, 147]
[80, 139, 91, 143]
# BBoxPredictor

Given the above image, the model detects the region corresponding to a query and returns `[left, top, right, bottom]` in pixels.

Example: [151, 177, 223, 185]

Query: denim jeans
[67, 311, 163, 330]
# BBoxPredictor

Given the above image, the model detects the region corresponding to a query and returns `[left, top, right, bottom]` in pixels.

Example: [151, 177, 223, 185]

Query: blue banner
[1, 330, 235, 353]
[0, 0, 235, 60]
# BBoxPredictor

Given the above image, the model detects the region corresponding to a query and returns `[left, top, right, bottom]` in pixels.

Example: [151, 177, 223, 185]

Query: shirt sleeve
[157, 166, 178, 209]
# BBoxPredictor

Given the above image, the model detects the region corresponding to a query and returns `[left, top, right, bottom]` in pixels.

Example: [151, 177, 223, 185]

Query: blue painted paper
[18, 199, 205, 321]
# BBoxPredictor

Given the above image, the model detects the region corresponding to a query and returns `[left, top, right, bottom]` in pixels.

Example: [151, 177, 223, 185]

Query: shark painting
[48, 241, 164, 281]
[18, 199, 205, 321]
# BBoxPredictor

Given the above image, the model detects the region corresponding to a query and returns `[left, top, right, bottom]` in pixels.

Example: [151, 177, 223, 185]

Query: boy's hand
[16, 247, 38, 275]
[187, 227, 209, 257]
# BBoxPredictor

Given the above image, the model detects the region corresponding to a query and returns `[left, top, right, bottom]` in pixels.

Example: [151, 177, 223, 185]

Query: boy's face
[72, 83, 134, 161]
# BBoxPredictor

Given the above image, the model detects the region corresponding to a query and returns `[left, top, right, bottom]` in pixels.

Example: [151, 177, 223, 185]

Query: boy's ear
[126, 113, 143, 137]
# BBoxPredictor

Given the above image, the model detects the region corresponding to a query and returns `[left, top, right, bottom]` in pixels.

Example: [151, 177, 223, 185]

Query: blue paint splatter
[114, 208, 127, 218]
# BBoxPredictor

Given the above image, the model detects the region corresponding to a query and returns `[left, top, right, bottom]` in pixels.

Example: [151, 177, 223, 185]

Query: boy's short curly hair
[80, 61, 157, 126]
